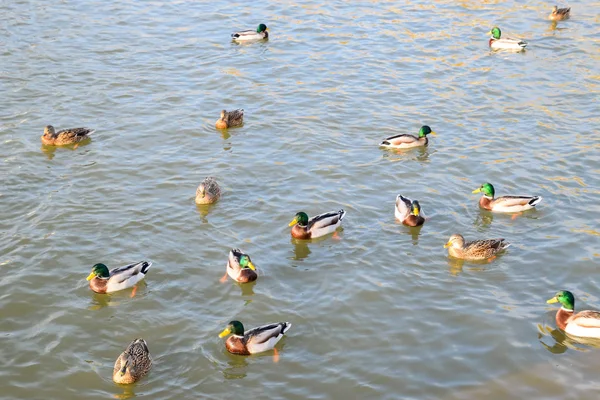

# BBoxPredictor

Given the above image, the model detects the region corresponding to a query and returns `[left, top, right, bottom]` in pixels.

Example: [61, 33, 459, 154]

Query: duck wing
[307, 210, 346, 230]
[107, 261, 152, 291]
[380, 134, 419, 146]
[464, 239, 510, 257]
[228, 249, 243, 269]
[232, 30, 259, 39]
[245, 322, 292, 353]
[56, 127, 95, 139]
[226, 109, 244, 126]
[395, 195, 412, 221]
[492, 195, 541, 208]
[572, 311, 600, 328]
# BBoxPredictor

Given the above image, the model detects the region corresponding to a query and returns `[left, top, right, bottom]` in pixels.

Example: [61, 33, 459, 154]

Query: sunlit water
[1, 0, 600, 399]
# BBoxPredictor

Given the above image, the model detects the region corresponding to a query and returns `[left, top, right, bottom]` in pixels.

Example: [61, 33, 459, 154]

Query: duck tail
[281, 322, 292, 334]
[139, 261, 152, 275]
[338, 209, 346, 221]
[529, 196, 542, 206]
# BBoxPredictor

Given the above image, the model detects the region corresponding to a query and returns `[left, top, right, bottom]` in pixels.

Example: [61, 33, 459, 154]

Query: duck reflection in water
[113, 386, 136, 400]
[237, 280, 257, 297]
[290, 238, 312, 261]
[195, 203, 214, 222]
[447, 257, 492, 276]
[222, 355, 249, 380]
[537, 323, 600, 354]
[381, 146, 430, 163]
[473, 210, 494, 228]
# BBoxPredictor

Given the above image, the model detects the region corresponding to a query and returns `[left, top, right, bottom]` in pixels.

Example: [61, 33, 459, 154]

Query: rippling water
[1, 0, 600, 399]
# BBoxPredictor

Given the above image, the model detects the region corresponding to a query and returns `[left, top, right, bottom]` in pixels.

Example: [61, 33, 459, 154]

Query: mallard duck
[487, 27, 527, 51]
[547, 290, 600, 338]
[472, 183, 542, 212]
[231, 24, 268, 42]
[395, 195, 425, 227]
[549, 6, 570, 21]
[444, 234, 510, 260]
[113, 338, 152, 384]
[195, 177, 221, 204]
[226, 249, 258, 283]
[215, 109, 244, 129]
[219, 320, 291, 355]
[86, 261, 151, 294]
[379, 125, 436, 149]
[288, 210, 346, 239]
[41, 125, 94, 146]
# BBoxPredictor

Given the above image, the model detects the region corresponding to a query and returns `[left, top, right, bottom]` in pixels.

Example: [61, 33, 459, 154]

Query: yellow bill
[218, 327, 231, 338]
[86, 272, 96, 281]
[429, 131, 437, 136]
[472, 188, 482, 194]
[288, 217, 298, 227]
[443, 241, 451, 248]
[247, 261, 256, 271]
[546, 297, 559, 304]
[413, 206, 420, 216]
[486, 31, 492, 35]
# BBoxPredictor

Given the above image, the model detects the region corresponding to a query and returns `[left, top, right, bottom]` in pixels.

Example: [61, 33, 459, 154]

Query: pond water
[1, 0, 599, 399]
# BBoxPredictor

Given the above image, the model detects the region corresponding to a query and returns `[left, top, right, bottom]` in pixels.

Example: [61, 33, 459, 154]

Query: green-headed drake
[231, 24, 268, 42]
[487, 27, 527, 51]
[380, 125, 436, 149]
[219, 320, 291, 355]
[289, 210, 346, 239]
[547, 290, 600, 338]
[86, 261, 151, 294]
[472, 183, 542, 213]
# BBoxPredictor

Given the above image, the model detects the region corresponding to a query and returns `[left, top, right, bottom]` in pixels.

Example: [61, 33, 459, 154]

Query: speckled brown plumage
[41, 125, 94, 146]
[112, 338, 152, 384]
[215, 109, 244, 129]
[444, 234, 510, 260]
[549, 6, 570, 21]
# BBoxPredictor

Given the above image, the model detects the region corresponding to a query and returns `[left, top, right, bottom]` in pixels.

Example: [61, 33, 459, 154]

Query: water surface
[1, 0, 600, 399]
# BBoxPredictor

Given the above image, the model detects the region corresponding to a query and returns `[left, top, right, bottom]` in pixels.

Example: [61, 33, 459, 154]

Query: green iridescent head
[488, 27, 501, 40]
[289, 212, 309, 227]
[219, 320, 245, 337]
[472, 183, 495, 198]
[86, 263, 109, 280]
[257, 24, 268, 33]
[547, 290, 575, 311]
[238, 254, 256, 270]
[418, 126, 436, 138]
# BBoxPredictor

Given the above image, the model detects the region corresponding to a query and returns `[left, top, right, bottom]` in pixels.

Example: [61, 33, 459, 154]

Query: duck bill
[429, 131, 437, 136]
[472, 188, 482, 194]
[486, 31, 492, 36]
[443, 242, 451, 249]
[288, 217, 298, 227]
[413, 206, 420, 216]
[546, 297, 559, 304]
[218, 328, 231, 338]
[86, 272, 95, 281]
[247, 261, 256, 271]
